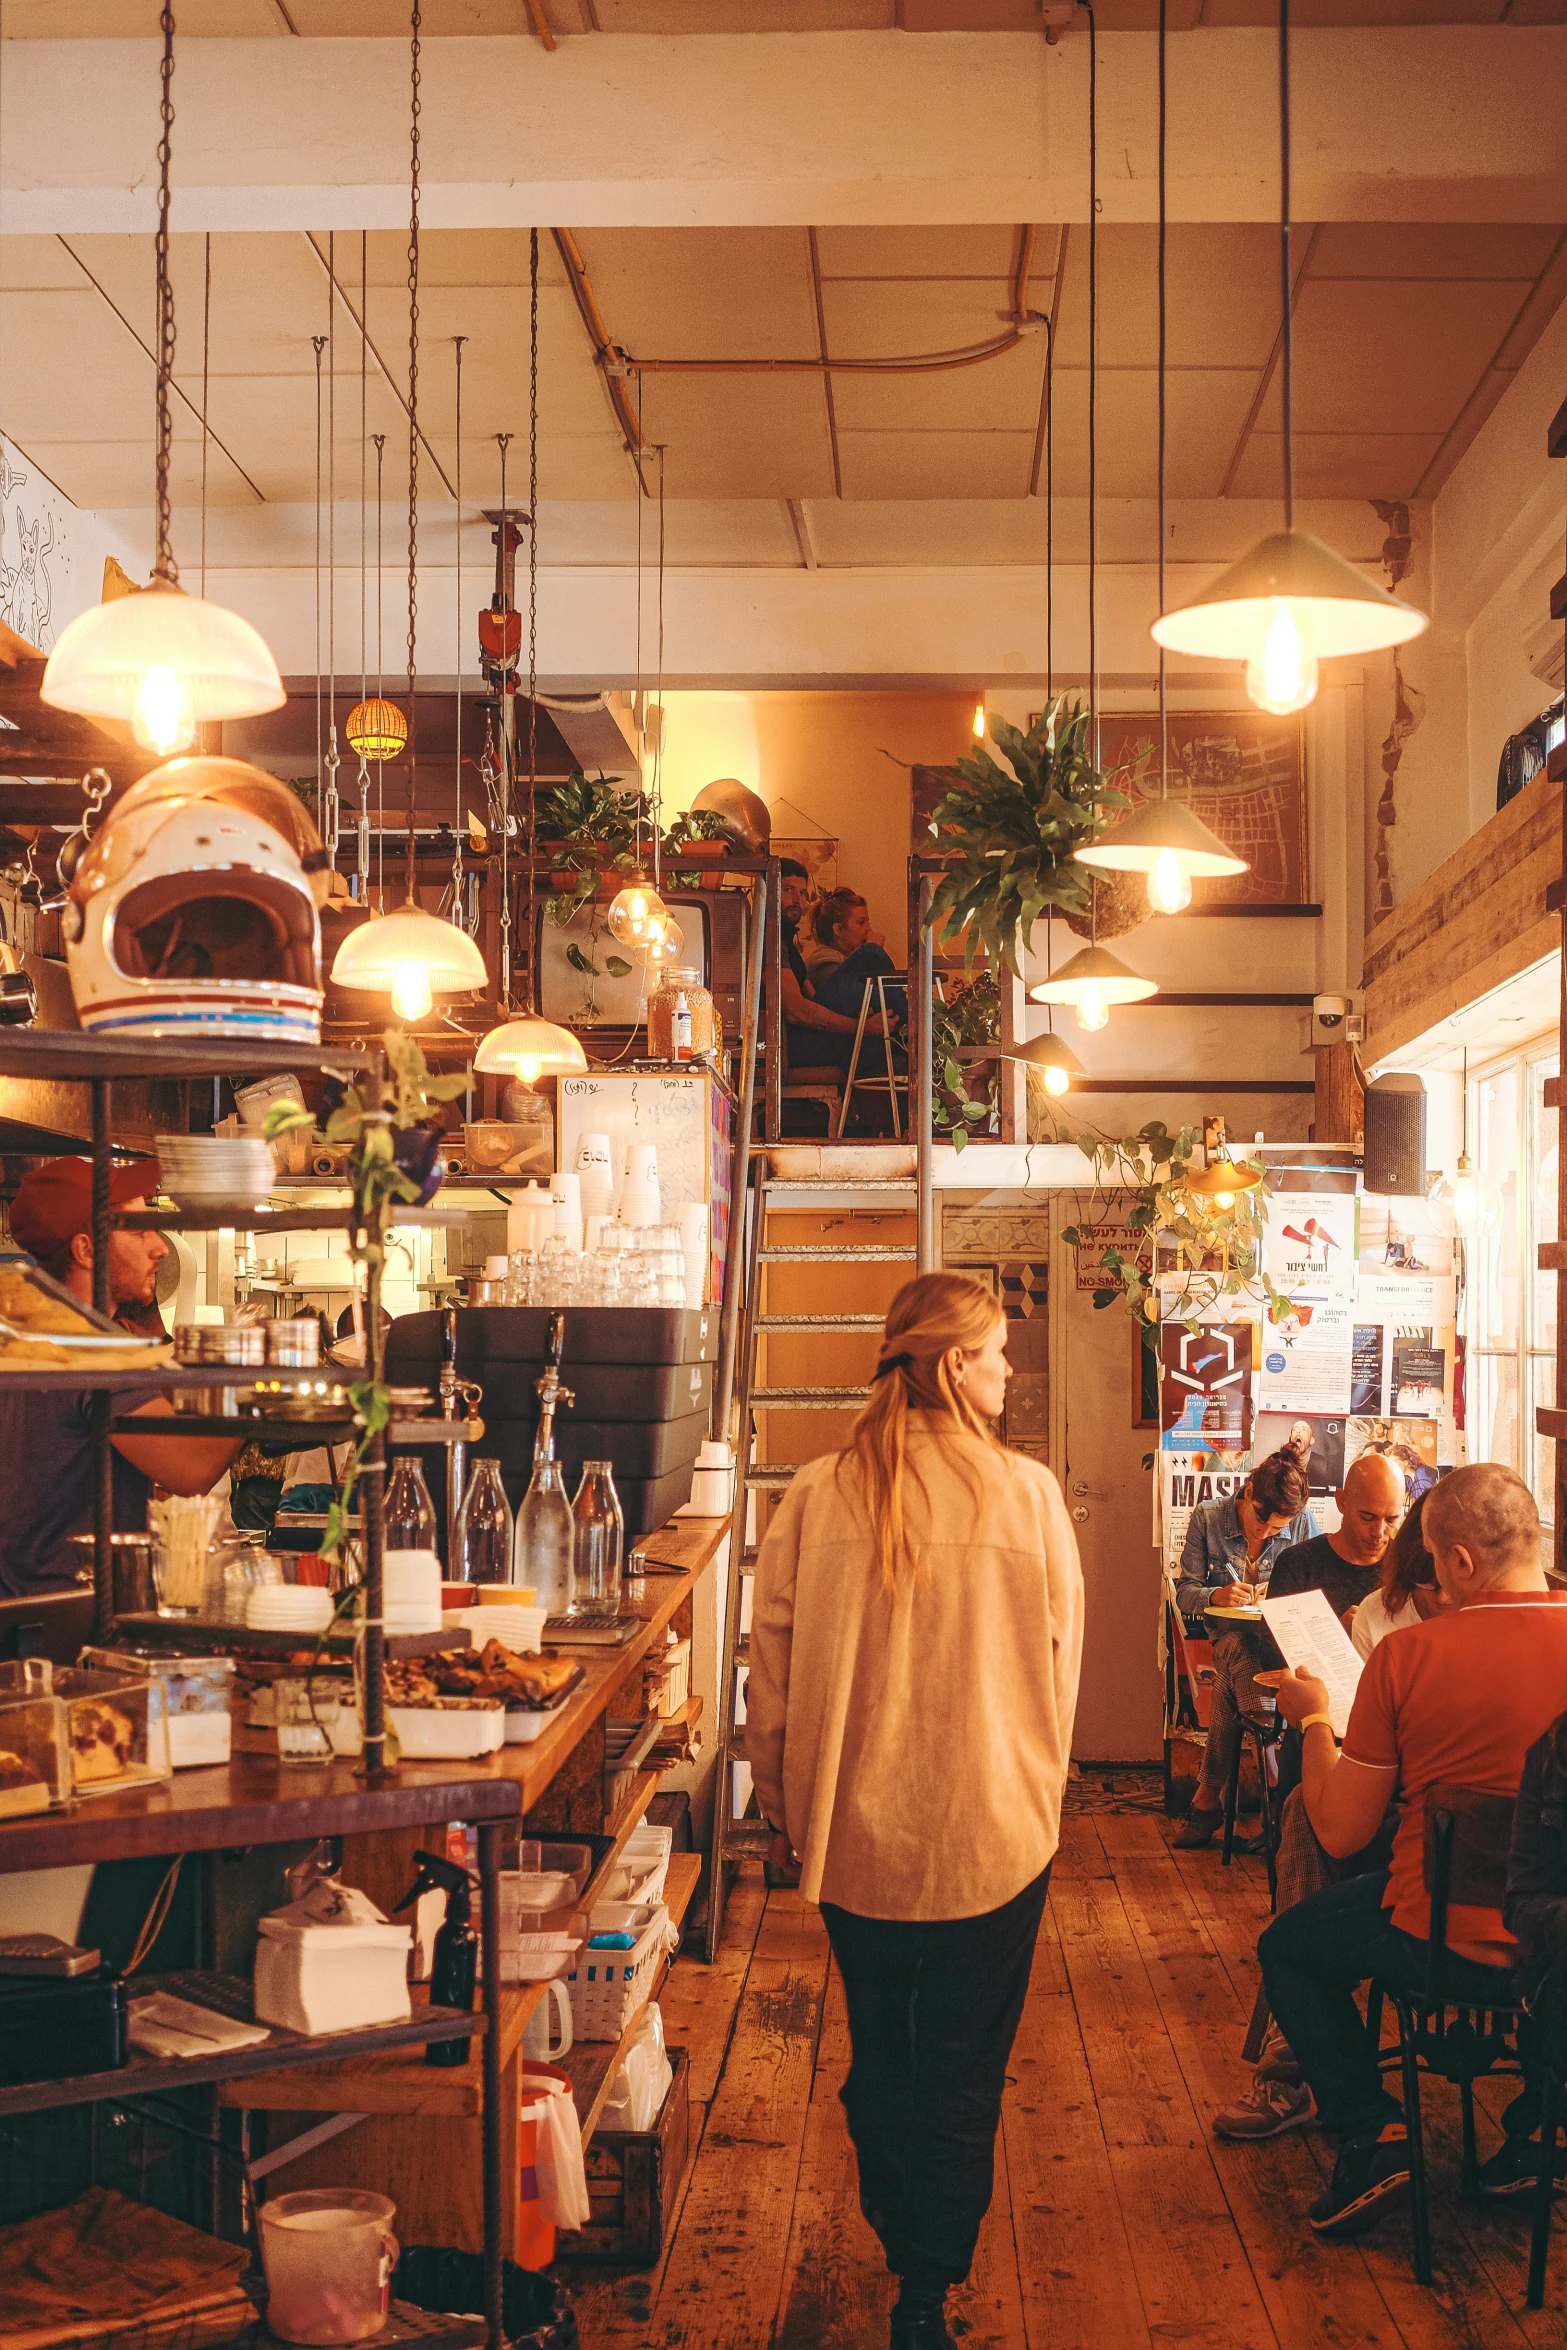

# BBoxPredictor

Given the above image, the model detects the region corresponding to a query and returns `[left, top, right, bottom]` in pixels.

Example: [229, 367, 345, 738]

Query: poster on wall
[1257, 1189, 1360, 1413]
[1359, 1192, 1456, 1278]
[1351, 1271, 1457, 1417]
[1161, 1456, 1250, 1578]
[1091, 710, 1307, 908]
[1345, 1415, 1440, 1501]
[1159, 1321, 1253, 1457]
[1254, 1411, 1346, 1495]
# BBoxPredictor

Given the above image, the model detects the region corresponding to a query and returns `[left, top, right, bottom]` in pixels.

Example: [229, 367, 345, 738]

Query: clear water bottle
[572, 1460, 624, 1616]
[453, 1457, 513, 1585]
[385, 1458, 437, 1551]
[514, 1453, 575, 1615]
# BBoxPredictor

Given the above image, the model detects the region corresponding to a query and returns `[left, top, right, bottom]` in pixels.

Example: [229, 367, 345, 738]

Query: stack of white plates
[247, 1586, 335, 1634]
[158, 1135, 278, 1214]
[384, 1547, 443, 1636]
[446, 1605, 547, 1654]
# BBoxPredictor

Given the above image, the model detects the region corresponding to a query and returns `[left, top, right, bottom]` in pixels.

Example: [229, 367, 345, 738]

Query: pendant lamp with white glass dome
[330, 5, 486, 1026]
[42, 10, 284, 751]
[1149, 0, 1426, 712]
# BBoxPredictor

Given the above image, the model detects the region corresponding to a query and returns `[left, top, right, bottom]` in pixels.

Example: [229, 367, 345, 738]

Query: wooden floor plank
[644, 1895, 830, 2349]
[1004, 1902, 1154, 2350]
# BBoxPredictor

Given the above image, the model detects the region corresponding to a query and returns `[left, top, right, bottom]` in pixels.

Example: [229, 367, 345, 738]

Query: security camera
[1313, 994, 1352, 1027]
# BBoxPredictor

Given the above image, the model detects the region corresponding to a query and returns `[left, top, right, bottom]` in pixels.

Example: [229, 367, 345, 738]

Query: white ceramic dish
[388, 1703, 505, 1758]
[503, 1693, 573, 1744]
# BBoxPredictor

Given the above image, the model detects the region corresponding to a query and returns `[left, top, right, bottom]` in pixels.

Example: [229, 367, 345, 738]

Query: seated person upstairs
[1258, 1463, 1567, 2243]
[775, 859, 863, 1073]
[812, 891, 909, 1034]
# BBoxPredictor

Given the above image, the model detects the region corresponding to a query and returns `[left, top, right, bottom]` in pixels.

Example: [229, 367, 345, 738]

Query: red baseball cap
[9, 1157, 158, 1260]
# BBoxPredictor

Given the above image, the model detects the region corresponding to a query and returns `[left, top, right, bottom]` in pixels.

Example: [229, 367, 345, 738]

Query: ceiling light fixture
[330, 1, 485, 1025]
[1078, 5, 1248, 920]
[42, 8, 285, 752]
[1148, 0, 1425, 712]
[1432, 1048, 1502, 1237]
[1006, 1028, 1084, 1098]
[972, 700, 986, 742]
[1029, 944, 1157, 1034]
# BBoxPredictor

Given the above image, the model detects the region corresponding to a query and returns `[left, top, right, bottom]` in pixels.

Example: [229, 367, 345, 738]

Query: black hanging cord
[405, 0, 422, 905]
[313, 333, 326, 831]
[1158, 0, 1168, 801]
[152, 4, 178, 585]
[199, 231, 210, 598]
[373, 431, 386, 901]
[1044, 309, 1053, 705]
[1279, 0, 1294, 531]
[453, 334, 466, 912]
[527, 226, 540, 1012]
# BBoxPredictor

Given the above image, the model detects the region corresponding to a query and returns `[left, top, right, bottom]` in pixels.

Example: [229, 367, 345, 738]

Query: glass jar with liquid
[647, 967, 721, 1064]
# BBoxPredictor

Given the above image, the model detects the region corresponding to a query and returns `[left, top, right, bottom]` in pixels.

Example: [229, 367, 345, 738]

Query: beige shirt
[745, 1419, 1084, 1920]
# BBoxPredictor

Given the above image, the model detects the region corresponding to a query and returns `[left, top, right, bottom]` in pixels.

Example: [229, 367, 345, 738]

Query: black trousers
[820, 1863, 1051, 2292]
[1260, 1867, 1514, 2140]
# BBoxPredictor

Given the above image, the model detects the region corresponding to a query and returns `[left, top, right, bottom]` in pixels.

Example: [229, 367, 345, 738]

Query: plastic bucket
[257, 2189, 398, 2346]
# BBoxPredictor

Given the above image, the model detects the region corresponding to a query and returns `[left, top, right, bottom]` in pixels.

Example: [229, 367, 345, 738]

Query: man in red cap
[0, 1158, 239, 1596]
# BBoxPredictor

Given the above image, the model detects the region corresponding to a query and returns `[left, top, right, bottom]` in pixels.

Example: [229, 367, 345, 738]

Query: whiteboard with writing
[556, 1070, 717, 1217]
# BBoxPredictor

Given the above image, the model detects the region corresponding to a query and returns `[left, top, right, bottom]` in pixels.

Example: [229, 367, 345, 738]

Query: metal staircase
[702, 1171, 917, 1959]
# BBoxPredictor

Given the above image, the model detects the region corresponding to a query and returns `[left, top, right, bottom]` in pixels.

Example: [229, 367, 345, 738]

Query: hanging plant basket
[1065, 868, 1148, 943]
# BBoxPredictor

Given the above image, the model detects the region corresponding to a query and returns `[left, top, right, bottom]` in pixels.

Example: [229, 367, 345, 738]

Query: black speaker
[1364, 1073, 1427, 1196]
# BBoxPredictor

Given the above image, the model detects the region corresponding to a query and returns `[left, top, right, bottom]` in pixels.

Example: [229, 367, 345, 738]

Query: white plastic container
[502, 1692, 573, 1744]
[82, 1650, 235, 1771]
[386, 1704, 505, 1759]
[566, 1901, 672, 2042]
[255, 1914, 413, 2037]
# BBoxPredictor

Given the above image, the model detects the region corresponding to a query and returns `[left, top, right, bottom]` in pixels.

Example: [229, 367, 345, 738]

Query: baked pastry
[68, 1699, 135, 1783]
[0, 1746, 49, 1817]
[0, 1265, 96, 1335]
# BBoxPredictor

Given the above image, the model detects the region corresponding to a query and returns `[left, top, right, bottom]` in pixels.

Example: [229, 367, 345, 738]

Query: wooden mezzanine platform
[569, 1776, 1567, 2350]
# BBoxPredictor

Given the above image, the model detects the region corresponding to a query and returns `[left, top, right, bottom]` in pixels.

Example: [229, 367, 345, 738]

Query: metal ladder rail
[701, 1172, 917, 1961]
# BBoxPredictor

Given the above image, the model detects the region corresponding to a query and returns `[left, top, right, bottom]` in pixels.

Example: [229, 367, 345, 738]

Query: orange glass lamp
[345, 698, 409, 761]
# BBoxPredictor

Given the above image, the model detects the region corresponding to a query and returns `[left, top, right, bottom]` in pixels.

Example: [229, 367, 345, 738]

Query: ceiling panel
[1044, 368, 1263, 500]
[568, 228, 818, 362]
[0, 240, 95, 294]
[822, 282, 1043, 432]
[1228, 430, 1445, 502]
[836, 430, 1035, 501]
[585, 0, 892, 23]
[1308, 223, 1563, 280]
[632, 377, 835, 499]
[1052, 225, 1282, 371]
[1265, 277, 1527, 434]
[21, 440, 222, 512]
[0, 290, 172, 445]
[425, 432, 635, 502]
[17, 0, 1566, 22]
[815, 226, 1024, 281]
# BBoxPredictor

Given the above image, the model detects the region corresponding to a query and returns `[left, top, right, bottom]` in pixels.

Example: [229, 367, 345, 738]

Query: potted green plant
[922, 699, 1124, 975]
[536, 771, 648, 923]
[662, 806, 733, 890]
[930, 971, 1000, 1152]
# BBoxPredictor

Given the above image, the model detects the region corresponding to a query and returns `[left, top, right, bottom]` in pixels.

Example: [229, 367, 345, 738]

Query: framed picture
[1076, 712, 1307, 908]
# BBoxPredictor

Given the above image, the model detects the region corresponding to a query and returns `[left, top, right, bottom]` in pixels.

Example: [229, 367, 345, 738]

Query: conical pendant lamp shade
[1151, 529, 1426, 665]
[1184, 1156, 1263, 1200]
[331, 902, 487, 1023]
[1028, 944, 1157, 1033]
[1006, 1028, 1085, 1098]
[1076, 799, 1246, 879]
[474, 1016, 588, 1084]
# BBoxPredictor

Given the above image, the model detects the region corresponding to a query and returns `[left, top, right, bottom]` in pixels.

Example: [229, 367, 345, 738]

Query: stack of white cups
[550, 1169, 584, 1252]
[679, 1201, 709, 1309]
[618, 1141, 661, 1228]
[575, 1133, 614, 1224]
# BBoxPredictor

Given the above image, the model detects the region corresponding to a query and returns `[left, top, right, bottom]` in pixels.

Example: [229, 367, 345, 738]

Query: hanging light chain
[1158, 0, 1168, 803]
[453, 334, 466, 918]
[1279, 0, 1294, 532]
[374, 430, 386, 902]
[497, 429, 513, 1007]
[527, 225, 540, 1012]
[152, 3, 179, 585]
[405, 0, 422, 905]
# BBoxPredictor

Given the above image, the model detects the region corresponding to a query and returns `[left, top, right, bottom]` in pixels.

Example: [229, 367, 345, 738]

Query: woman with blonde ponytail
[747, 1271, 1083, 2350]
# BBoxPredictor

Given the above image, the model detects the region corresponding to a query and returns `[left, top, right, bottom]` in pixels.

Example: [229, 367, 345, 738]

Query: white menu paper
[1258, 1586, 1365, 1740]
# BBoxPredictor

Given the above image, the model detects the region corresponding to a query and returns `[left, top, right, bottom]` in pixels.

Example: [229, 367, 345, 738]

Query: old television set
[532, 888, 751, 1045]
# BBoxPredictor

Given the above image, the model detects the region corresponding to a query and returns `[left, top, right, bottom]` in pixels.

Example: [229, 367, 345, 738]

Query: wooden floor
[567, 1779, 1567, 2350]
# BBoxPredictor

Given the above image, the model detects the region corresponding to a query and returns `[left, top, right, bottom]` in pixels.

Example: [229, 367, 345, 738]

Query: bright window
[1468, 1040, 1557, 1527]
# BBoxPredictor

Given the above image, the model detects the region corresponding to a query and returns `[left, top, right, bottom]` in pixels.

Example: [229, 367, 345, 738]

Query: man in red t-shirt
[1257, 1462, 1567, 2240]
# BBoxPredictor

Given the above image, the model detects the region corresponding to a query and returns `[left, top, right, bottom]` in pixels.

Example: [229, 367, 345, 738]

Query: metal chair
[1527, 1986, 1567, 2307]
[835, 972, 908, 1138]
[1370, 1784, 1525, 2284]
[1221, 1710, 1282, 1908]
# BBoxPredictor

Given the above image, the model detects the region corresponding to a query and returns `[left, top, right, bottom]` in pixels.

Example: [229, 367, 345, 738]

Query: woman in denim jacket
[1173, 1445, 1317, 1850]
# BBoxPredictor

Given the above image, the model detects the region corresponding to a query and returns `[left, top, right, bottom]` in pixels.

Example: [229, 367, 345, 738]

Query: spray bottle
[395, 1850, 478, 2067]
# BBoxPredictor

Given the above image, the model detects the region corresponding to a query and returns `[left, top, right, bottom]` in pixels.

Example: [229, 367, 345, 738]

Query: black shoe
[1476, 2135, 1567, 2197]
[889, 2287, 955, 2350]
[1308, 2124, 1411, 2237]
[1173, 1808, 1223, 1850]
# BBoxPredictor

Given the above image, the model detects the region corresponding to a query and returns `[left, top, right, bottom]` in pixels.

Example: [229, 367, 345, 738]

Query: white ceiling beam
[3, 29, 1564, 235]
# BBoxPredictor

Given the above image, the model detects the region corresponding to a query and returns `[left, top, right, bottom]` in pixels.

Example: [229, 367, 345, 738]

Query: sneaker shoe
[1475, 2135, 1567, 2198]
[889, 2291, 955, 2350]
[1307, 2124, 1411, 2237]
[1173, 1808, 1224, 1849]
[1213, 2075, 1315, 2141]
[1255, 2024, 1303, 2088]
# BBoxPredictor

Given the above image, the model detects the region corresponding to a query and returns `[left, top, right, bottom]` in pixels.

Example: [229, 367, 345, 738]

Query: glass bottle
[647, 965, 720, 1062]
[572, 1460, 624, 1617]
[513, 1353, 575, 1615]
[385, 1458, 437, 1552]
[453, 1457, 513, 1586]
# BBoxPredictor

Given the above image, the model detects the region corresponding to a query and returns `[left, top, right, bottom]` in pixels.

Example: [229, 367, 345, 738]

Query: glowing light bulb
[1214, 1190, 1235, 1211]
[1075, 979, 1109, 1033]
[389, 963, 434, 1021]
[1042, 1062, 1071, 1097]
[515, 1055, 541, 1083]
[644, 912, 685, 966]
[608, 880, 665, 947]
[972, 701, 987, 741]
[131, 665, 196, 755]
[1245, 601, 1318, 716]
[1451, 1169, 1479, 1225]
[1147, 846, 1193, 915]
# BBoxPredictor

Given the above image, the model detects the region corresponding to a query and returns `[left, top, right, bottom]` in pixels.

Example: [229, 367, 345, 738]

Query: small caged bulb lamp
[345, 697, 409, 761]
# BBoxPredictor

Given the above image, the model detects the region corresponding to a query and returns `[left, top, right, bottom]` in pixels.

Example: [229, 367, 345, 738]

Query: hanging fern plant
[922, 698, 1126, 977]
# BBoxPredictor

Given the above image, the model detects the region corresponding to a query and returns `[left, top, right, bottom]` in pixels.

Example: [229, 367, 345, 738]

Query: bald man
[1264, 1451, 1407, 1624]
[1258, 1463, 1567, 2242]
